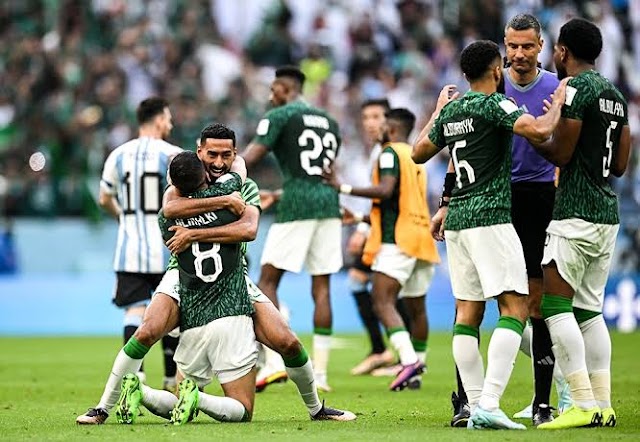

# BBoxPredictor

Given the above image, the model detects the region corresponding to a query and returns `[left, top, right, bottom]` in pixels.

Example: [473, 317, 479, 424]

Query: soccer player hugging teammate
[412, 40, 569, 429]
[529, 18, 630, 430]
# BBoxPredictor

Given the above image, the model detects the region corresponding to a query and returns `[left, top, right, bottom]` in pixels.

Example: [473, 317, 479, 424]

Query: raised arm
[162, 185, 245, 219]
[413, 85, 460, 163]
[243, 142, 269, 171]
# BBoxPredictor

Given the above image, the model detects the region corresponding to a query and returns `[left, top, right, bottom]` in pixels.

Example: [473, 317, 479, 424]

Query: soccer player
[324, 108, 440, 391]
[532, 18, 630, 430]
[435, 14, 570, 427]
[412, 40, 569, 429]
[243, 66, 342, 392]
[98, 97, 181, 390]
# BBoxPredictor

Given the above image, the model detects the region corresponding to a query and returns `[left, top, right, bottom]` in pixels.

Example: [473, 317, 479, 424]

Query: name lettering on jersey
[175, 211, 219, 228]
[443, 118, 475, 137]
[302, 114, 330, 130]
[599, 98, 625, 117]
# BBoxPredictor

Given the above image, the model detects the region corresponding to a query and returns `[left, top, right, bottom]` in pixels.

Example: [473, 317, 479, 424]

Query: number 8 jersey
[101, 137, 182, 273]
[555, 70, 628, 225]
[253, 100, 342, 222]
[429, 91, 524, 231]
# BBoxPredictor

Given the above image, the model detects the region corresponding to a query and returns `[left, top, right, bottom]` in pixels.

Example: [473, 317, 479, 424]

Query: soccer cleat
[389, 361, 425, 391]
[450, 392, 470, 428]
[537, 405, 602, 429]
[468, 406, 527, 430]
[163, 380, 178, 394]
[255, 369, 288, 393]
[513, 403, 533, 419]
[556, 379, 572, 414]
[532, 404, 555, 426]
[407, 375, 422, 390]
[115, 373, 143, 424]
[371, 363, 403, 377]
[76, 407, 109, 425]
[170, 379, 199, 425]
[350, 350, 395, 375]
[311, 401, 357, 421]
[601, 407, 616, 427]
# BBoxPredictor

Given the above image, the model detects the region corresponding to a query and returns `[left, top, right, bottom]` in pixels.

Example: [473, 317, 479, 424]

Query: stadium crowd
[0, 0, 638, 269]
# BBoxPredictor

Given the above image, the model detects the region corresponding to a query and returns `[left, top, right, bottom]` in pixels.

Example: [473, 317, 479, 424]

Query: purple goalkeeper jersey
[506, 69, 558, 183]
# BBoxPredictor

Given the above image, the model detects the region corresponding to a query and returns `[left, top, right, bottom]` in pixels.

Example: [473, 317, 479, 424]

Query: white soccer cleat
[469, 406, 527, 430]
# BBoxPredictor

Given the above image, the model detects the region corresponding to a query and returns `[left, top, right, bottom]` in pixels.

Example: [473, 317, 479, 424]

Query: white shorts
[542, 219, 619, 312]
[371, 244, 435, 298]
[246, 274, 271, 303]
[445, 224, 528, 301]
[260, 219, 343, 275]
[174, 315, 258, 386]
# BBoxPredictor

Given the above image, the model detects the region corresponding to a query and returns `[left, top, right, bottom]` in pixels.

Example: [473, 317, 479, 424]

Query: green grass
[0, 332, 639, 441]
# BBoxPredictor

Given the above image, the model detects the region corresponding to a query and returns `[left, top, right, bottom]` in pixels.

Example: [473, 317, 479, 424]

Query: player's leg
[115, 372, 179, 423]
[305, 219, 343, 392]
[76, 271, 180, 424]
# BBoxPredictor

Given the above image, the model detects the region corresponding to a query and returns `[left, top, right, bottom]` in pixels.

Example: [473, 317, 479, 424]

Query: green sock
[123, 337, 150, 359]
[283, 346, 309, 368]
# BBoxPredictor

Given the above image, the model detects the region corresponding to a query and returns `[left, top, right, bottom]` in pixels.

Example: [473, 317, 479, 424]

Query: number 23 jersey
[253, 100, 341, 222]
[101, 137, 182, 273]
[429, 91, 524, 231]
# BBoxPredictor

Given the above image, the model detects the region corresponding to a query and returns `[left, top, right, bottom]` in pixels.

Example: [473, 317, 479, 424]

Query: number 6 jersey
[253, 100, 342, 222]
[101, 137, 182, 273]
[428, 91, 524, 231]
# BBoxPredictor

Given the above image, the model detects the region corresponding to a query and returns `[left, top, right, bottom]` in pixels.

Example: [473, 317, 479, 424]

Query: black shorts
[113, 272, 165, 308]
[511, 181, 555, 279]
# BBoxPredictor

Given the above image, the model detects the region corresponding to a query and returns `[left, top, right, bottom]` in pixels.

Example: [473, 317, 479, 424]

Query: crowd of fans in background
[0, 0, 638, 271]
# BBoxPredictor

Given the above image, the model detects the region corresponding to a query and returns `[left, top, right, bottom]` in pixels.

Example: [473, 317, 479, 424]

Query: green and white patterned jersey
[253, 100, 341, 222]
[166, 177, 262, 271]
[429, 91, 524, 231]
[158, 173, 253, 331]
[554, 70, 628, 225]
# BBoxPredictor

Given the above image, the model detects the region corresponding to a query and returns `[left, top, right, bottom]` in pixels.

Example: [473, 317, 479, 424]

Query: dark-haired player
[243, 66, 342, 392]
[412, 40, 569, 429]
[533, 18, 630, 430]
[325, 108, 440, 391]
[98, 97, 181, 390]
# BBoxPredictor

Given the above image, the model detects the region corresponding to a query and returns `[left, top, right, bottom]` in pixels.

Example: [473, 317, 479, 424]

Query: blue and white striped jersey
[101, 137, 182, 273]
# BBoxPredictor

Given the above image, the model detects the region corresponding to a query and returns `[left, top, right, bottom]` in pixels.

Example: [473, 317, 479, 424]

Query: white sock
[579, 315, 612, 409]
[198, 391, 247, 422]
[286, 359, 322, 415]
[96, 349, 143, 411]
[416, 351, 427, 364]
[263, 344, 286, 373]
[389, 330, 418, 365]
[478, 327, 521, 411]
[519, 323, 532, 358]
[452, 334, 484, 409]
[546, 312, 596, 409]
[312, 334, 331, 377]
[141, 384, 177, 419]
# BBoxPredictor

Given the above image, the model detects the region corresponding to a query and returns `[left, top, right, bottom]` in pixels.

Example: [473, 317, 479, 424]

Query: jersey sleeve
[157, 210, 175, 242]
[561, 77, 588, 121]
[428, 113, 447, 149]
[489, 94, 524, 130]
[100, 150, 119, 195]
[241, 178, 261, 210]
[252, 108, 285, 150]
[378, 147, 400, 178]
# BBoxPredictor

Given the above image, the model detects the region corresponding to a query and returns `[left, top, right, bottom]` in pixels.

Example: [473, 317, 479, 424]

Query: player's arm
[162, 185, 245, 219]
[166, 205, 259, 254]
[528, 117, 580, 166]
[98, 188, 122, 219]
[323, 164, 398, 200]
[230, 155, 247, 183]
[413, 84, 460, 163]
[242, 142, 269, 170]
[98, 150, 122, 219]
[611, 125, 631, 177]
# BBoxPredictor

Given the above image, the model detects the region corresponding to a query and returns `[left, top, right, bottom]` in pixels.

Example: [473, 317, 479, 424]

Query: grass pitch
[0, 332, 638, 441]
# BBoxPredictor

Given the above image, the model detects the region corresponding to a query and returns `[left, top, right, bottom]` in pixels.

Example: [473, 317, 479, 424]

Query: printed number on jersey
[120, 172, 163, 214]
[451, 140, 476, 188]
[602, 121, 618, 178]
[298, 129, 338, 176]
[192, 242, 223, 282]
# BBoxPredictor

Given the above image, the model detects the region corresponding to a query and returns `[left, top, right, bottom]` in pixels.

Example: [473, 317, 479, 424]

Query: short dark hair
[385, 108, 416, 138]
[460, 40, 501, 81]
[360, 98, 390, 111]
[136, 97, 169, 125]
[505, 13, 541, 37]
[199, 122, 236, 147]
[169, 151, 205, 195]
[558, 18, 602, 64]
[275, 65, 306, 88]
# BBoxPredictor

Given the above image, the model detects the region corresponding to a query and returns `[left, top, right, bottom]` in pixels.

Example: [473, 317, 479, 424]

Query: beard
[556, 64, 568, 80]
[496, 74, 506, 94]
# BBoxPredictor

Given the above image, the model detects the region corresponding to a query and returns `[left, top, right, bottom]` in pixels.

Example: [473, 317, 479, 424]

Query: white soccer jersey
[101, 137, 182, 273]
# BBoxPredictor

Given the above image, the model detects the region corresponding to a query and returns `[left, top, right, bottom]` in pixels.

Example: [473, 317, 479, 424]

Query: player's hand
[431, 206, 448, 241]
[341, 207, 356, 225]
[435, 84, 460, 112]
[347, 231, 367, 255]
[546, 77, 573, 112]
[321, 167, 340, 190]
[166, 226, 194, 254]
[226, 192, 246, 216]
